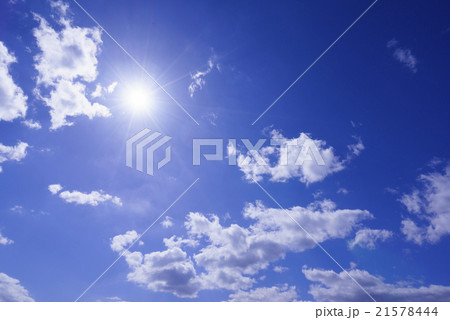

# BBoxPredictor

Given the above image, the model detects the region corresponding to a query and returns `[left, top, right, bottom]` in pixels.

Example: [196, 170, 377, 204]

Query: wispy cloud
[188, 55, 219, 98]
[91, 81, 118, 98]
[21, 119, 42, 130]
[387, 39, 418, 73]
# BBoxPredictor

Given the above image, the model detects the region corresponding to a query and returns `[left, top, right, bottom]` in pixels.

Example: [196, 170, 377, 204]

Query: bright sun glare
[125, 85, 151, 112]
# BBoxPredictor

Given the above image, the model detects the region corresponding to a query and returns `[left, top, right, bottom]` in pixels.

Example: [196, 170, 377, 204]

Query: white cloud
[91, 83, 103, 98]
[387, 39, 418, 73]
[113, 200, 372, 298]
[110, 230, 139, 253]
[273, 266, 288, 273]
[237, 130, 361, 185]
[347, 136, 365, 157]
[50, 0, 69, 16]
[91, 81, 118, 98]
[189, 56, 218, 98]
[161, 216, 174, 228]
[125, 246, 202, 298]
[106, 81, 118, 94]
[399, 165, 450, 244]
[33, 5, 112, 129]
[229, 284, 298, 302]
[49, 184, 122, 206]
[42, 79, 111, 129]
[0, 41, 28, 122]
[0, 233, 13, 245]
[0, 273, 34, 302]
[393, 48, 418, 73]
[337, 188, 349, 195]
[349, 228, 393, 249]
[0, 141, 28, 173]
[10, 205, 24, 214]
[21, 119, 42, 130]
[399, 190, 421, 214]
[48, 184, 63, 195]
[163, 236, 198, 249]
[202, 112, 218, 126]
[303, 266, 450, 302]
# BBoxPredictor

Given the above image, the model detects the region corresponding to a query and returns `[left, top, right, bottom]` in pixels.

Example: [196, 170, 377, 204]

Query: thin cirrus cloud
[302, 266, 450, 302]
[110, 199, 372, 298]
[0, 273, 34, 302]
[0, 41, 28, 122]
[188, 55, 219, 98]
[32, 2, 112, 130]
[399, 164, 450, 245]
[0, 141, 28, 173]
[387, 39, 418, 73]
[237, 130, 363, 185]
[48, 184, 123, 207]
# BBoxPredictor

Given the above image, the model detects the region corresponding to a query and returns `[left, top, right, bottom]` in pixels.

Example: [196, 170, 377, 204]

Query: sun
[125, 84, 152, 112]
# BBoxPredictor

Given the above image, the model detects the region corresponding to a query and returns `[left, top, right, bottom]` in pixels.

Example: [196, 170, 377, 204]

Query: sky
[1, 0, 450, 302]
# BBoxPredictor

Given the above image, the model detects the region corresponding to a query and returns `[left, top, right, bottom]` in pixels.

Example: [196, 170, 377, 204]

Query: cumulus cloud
[399, 165, 450, 244]
[48, 184, 63, 195]
[33, 3, 112, 129]
[0, 141, 28, 173]
[387, 39, 418, 73]
[303, 266, 450, 302]
[112, 200, 372, 298]
[0, 41, 28, 122]
[0, 232, 14, 245]
[349, 229, 393, 249]
[229, 284, 298, 302]
[49, 184, 122, 206]
[237, 130, 361, 185]
[0, 273, 34, 302]
[189, 56, 219, 98]
[41, 79, 111, 129]
[110, 230, 139, 253]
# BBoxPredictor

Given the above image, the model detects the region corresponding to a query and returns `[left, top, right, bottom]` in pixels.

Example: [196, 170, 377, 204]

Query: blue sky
[1, 0, 450, 302]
